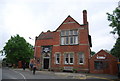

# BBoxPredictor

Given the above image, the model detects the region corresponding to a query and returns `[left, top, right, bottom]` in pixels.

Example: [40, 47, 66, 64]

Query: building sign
[64, 66, 73, 71]
[97, 56, 106, 59]
[42, 46, 51, 53]
[44, 48, 49, 52]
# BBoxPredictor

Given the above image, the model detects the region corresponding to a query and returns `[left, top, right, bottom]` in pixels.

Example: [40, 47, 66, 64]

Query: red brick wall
[89, 50, 118, 75]
[51, 45, 90, 69]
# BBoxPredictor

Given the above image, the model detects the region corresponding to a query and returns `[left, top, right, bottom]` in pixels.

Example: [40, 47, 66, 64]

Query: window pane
[65, 58, 69, 64]
[66, 30, 69, 36]
[74, 30, 78, 35]
[70, 36, 73, 44]
[80, 58, 83, 63]
[57, 58, 59, 63]
[94, 61, 103, 70]
[79, 52, 84, 64]
[70, 30, 73, 35]
[56, 54, 60, 64]
[66, 58, 68, 63]
[70, 54, 73, 64]
[66, 54, 69, 58]
[70, 58, 73, 63]
[70, 53, 73, 58]
[57, 54, 60, 58]
[66, 37, 69, 44]
[79, 53, 82, 57]
[61, 31, 65, 36]
[61, 37, 65, 45]
[74, 36, 78, 44]
[65, 54, 69, 64]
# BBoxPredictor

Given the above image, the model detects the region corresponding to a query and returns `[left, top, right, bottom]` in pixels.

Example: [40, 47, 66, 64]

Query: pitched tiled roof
[37, 31, 54, 40]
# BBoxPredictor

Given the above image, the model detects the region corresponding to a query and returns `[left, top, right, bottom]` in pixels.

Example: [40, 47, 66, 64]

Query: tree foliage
[90, 51, 96, 56]
[107, 8, 120, 37]
[0, 50, 3, 56]
[111, 38, 120, 58]
[3, 34, 34, 65]
[107, 7, 120, 59]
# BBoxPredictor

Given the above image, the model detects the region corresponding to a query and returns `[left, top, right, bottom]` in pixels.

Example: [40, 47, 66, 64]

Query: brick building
[89, 50, 118, 75]
[34, 10, 92, 72]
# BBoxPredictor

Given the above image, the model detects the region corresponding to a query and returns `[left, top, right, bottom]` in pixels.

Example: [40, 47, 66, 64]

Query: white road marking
[9, 69, 26, 81]
[19, 72, 26, 79]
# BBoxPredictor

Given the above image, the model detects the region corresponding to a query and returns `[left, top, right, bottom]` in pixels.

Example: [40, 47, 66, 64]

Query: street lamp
[29, 37, 37, 59]
[29, 37, 34, 40]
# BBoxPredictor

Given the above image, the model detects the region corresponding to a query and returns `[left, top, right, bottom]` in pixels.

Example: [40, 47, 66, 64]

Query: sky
[0, 0, 119, 58]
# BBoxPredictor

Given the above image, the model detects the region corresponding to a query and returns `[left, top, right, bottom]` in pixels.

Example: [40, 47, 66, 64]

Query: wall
[89, 50, 118, 75]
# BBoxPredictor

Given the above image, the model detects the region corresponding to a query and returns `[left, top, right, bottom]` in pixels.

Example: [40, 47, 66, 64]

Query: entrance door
[43, 58, 49, 69]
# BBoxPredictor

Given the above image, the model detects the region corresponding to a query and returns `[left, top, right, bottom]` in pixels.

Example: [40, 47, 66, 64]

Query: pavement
[12, 68, 119, 80]
[39, 71, 119, 80]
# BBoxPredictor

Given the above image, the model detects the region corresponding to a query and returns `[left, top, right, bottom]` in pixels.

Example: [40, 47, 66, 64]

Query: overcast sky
[0, 0, 119, 57]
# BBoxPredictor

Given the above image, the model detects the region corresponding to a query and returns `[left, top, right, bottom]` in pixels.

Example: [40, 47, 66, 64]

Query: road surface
[2, 67, 69, 79]
[2, 67, 113, 81]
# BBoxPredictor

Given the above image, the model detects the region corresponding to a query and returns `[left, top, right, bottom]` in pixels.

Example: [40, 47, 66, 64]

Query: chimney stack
[83, 10, 87, 25]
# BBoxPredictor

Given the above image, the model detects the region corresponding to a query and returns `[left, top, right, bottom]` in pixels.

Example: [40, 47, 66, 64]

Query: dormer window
[61, 29, 78, 45]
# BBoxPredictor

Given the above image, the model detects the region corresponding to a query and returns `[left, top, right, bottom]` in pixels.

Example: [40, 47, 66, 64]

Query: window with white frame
[70, 54, 73, 64]
[65, 54, 69, 64]
[55, 53, 60, 64]
[64, 53, 74, 64]
[61, 29, 78, 45]
[78, 52, 84, 64]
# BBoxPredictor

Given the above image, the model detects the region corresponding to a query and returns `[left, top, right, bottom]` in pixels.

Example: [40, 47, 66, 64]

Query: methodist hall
[34, 10, 92, 72]
[33, 10, 118, 75]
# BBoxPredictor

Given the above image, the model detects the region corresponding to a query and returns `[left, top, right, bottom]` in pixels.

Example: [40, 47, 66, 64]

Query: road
[2, 67, 113, 81]
[2, 67, 69, 79]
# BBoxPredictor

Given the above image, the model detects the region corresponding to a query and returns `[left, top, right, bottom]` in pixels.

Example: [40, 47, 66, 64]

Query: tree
[107, 8, 120, 37]
[107, 7, 120, 59]
[90, 51, 96, 56]
[111, 38, 120, 58]
[0, 50, 3, 56]
[0, 49, 5, 56]
[3, 34, 34, 65]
